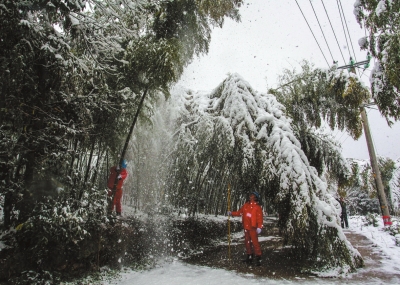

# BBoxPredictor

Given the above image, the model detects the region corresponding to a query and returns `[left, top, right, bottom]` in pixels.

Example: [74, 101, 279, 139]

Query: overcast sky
[177, 0, 400, 161]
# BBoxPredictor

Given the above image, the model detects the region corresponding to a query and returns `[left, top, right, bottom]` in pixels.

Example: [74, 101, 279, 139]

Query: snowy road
[103, 216, 400, 285]
[104, 258, 400, 285]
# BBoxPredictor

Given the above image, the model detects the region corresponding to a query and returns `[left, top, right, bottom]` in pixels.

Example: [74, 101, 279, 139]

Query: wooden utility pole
[360, 107, 392, 225]
[338, 57, 392, 226]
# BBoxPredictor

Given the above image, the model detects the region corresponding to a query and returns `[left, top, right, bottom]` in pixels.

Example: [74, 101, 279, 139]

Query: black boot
[255, 255, 261, 266]
[242, 254, 253, 264]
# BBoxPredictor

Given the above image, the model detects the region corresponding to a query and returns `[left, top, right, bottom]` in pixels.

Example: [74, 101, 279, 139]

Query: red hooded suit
[231, 201, 263, 256]
[107, 166, 128, 214]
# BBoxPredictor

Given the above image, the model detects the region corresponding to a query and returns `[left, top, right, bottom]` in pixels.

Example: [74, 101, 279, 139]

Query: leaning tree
[165, 73, 363, 271]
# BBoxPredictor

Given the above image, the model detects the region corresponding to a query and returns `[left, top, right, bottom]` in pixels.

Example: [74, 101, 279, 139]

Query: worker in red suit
[228, 191, 263, 266]
[107, 159, 128, 216]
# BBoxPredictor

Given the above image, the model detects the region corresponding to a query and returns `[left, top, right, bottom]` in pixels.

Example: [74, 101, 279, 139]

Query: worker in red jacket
[107, 159, 128, 216]
[228, 191, 263, 266]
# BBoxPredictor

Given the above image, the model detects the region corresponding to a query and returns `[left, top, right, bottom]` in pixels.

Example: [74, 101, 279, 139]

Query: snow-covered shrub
[8, 270, 57, 285]
[364, 213, 379, 227]
[390, 159, 400, 215]
[12, 193, 108, 271]
[0, 188, 130, 282]
[395, 234, 400, 247]
[382, 217, 400, 246]
[347, 190, 380, 216]
[343, 158, 398, 216]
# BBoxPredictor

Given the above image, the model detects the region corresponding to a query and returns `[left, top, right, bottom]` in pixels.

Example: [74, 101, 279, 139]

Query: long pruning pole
[109, 87, 149, 212]
[227, 183, 231, 261]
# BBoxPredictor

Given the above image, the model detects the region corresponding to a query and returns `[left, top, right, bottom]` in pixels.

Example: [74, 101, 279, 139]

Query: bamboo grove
[0, 0, 243, 227]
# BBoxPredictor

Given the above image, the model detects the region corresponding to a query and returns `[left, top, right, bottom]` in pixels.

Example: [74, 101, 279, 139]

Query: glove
[256, 228, 262, 234]
[227, 211, 232, 216]
[117, 174, 122, 180]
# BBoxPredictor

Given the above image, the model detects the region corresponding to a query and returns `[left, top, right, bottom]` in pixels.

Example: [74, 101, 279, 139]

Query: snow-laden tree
[343, 157, 398, 215]
[0, 0, 243, 227]
[354, 0, 400, 121]
[0, 0, 245, 281]
[343, 159, 380, 215]
[391, 159, 400, 215]
[166, 73, 362, 271]
[268, 61, 371, 187]
[270, 61, 370, 139]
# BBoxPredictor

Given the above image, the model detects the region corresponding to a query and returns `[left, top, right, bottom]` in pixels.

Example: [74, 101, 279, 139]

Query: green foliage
[0, 0, 243, 228]
[343, 160, 377, 215]
[382, 217, 400, 246]
[354, 0, 400, 121]
[269, 61, 364, 185]
[378, 157, 396, 211]
[165, 74, 362, 271]
[0, 208, 241, 283]
[343, 158, 397, 215]
[0, 0, 245, 282]
[364, 212, 379, 227]
[293, 127, 349, 182]
[271, 61, 370, 140]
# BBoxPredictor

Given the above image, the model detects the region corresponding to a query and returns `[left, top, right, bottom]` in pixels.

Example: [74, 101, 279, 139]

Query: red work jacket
[231, 201, 263, 230]
[107, 166, 128, 190]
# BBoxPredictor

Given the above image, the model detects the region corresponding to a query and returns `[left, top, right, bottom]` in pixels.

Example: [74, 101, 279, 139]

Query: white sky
[177, 0, 400, 161]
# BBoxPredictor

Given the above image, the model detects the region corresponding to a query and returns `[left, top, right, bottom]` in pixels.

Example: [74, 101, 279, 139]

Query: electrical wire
[338, 0, 358, 63]
[295, 0, 330, 67]
[309, 0, 335, 63]
[336, 0, 352, 60]
[320, 0, 346, 65]
[337, 130, 347, 143]
[340, 133, 351, 145]
[337, 0, 360, 77]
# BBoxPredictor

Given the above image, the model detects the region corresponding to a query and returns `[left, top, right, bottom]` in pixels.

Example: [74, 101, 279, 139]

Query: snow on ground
[348, 215, 400, 274]
[100, 215, 400, 285]
[106, 260, 292, 285]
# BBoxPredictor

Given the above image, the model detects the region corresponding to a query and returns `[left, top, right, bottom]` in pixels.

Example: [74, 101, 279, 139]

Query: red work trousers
[244, 228, 261, 256]
[110, 188, 123, 213]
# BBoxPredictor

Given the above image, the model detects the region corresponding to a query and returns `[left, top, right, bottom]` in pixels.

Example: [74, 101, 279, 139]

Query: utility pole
[360, 107, 392, 226]
[338, 56, 392, 226]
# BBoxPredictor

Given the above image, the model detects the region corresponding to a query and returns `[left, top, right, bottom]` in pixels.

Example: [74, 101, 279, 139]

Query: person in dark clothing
[339, 197, 349, 228]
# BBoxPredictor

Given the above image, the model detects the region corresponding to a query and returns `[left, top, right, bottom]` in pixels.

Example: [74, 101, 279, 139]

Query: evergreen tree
[354, 0, 400, 121]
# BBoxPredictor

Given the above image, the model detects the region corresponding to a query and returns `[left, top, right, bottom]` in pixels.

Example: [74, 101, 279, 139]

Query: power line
[336, 0, 352, 60]
[340, 133, 351, 145]
[320, 0, 346, 65]
[338, 0, 358, 63]
[295, 0, 330, 67]
[336, 0, 360, 77]
[309, 0, 335, 63]
[337, 130, 347, 143]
